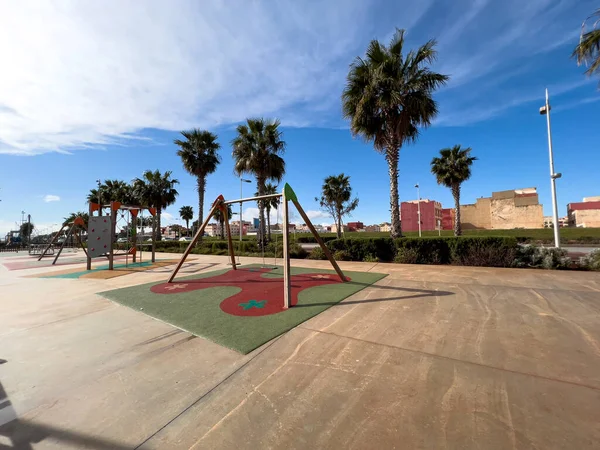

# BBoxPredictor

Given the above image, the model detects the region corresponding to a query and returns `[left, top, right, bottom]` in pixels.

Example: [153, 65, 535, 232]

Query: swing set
[34, 216, 87, 264]
[167, 183, 347, 309]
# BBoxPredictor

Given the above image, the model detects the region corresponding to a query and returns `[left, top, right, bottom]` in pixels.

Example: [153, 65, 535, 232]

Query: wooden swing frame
[166, 183, 347, 309]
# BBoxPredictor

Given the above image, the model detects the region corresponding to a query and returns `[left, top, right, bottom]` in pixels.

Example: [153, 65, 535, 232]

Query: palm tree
[430, 145, 477, 236]
[87, 181, 137, 213]
[133, 170, 179, 241]
[255, 183, 280, 242]
[63, 212, 89, 229]
[174, 130, 221, 238]
[179, 206, 194, 236]
[316, 174, 359, 239]
[212, 203, 233, 239]
[573, 9, 600, 82]
[232, 118, 286, 247]
[101, 180, 131, 202]
[342, 28, 449, 238]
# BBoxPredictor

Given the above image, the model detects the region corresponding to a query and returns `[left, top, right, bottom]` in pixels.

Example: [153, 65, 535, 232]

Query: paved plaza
[1, 252, 600, 449]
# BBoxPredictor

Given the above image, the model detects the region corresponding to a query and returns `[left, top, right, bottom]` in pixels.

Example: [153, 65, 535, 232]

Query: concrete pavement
[1, 253, 600, 449]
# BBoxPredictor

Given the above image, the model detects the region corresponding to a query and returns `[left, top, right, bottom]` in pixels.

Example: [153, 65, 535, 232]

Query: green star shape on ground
[239, 299, 267, 310]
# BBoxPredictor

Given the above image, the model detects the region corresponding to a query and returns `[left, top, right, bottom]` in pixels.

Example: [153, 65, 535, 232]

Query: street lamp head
[414, 183, 419, 188]
[551, 172, 562, 179]
[539, 106, 546, 115]
[241, 178, 252, 183]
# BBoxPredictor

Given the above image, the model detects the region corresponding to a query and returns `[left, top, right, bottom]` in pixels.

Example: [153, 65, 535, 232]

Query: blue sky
[1, 0, 598, 236]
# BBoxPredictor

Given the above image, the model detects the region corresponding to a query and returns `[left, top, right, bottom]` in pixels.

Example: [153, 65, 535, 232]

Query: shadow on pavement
[293, 282, 454, 308]
[1, 381, 131, 450]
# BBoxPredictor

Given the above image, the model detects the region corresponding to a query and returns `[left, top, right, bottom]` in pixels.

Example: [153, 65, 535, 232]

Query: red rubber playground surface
[151, 267, 350, 317]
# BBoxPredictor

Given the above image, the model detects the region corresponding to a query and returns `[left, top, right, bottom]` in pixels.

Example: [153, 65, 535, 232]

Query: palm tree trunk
[266, 205, 271, 242]
[220, 220, 225, 239]
[336, 211, 342, 239]
[185, 219, 190, 236]
[385, 148, 402, 238]
[197, 177, 205, 242]
[257, 177, 267, 249]
[452, 184, 461, 236]
[156, 208, 162, 241]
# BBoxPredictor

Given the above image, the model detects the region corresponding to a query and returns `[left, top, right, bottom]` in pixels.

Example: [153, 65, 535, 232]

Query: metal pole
[544, 89, 561, 248]
[239, 178, 244, 246]
[415, 184, 422, 238]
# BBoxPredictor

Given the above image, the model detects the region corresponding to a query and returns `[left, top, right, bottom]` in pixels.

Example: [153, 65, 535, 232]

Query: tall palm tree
[212, 203, 233, 239]
[232, 118, 286, 247]
[174, 130, 221, 238]
[179, 206, 194, 236]
[133, 170, 179, 241]
[342, 28, 449, 238]
[573, 9, 600, 82]
[430, 145, 477, 236]
[255, 183, 280, 242]
[316, 174, 359, 239]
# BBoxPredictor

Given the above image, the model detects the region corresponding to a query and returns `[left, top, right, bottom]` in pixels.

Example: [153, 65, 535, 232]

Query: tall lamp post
[240, 178, 252, 243]
[414, 184, 422, 238]
[539, 88, 561, 248]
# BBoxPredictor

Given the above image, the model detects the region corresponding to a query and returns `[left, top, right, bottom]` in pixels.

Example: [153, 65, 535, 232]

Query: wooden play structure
[86, 201, 156, 271]
[167, 183, 347, 309]
[35, 217, 87, 265]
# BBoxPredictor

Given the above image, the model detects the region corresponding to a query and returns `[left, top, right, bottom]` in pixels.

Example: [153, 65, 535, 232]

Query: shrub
[394, 247, 420, 264]
[395, 238, 451, 264]
[327, 237, 395, 262]
[582, 249, 600, 271]
[333, 250, 351, 261]
[296, 235, 338, 244]
[450, 237, 518, 268]
[363, 253, 379, 263]
[308, 247, 327, 260]
[514, 245, 571, 270]
[533, 247, 571, 270]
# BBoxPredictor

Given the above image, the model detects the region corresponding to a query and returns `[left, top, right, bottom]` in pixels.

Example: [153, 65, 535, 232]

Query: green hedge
[327, 237, 395, 262]
[325, 236, 519, 267]
[296, 235, 339, 244]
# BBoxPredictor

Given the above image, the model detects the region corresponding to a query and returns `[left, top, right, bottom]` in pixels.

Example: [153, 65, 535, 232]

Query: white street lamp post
[240, 178, 252, 243]
[414, 184, 422, 238]
[539, 88, 561, 248]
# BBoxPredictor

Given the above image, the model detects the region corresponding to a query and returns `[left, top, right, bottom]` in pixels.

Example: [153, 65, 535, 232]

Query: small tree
[19, 222, 35, 244]
[430, 145, 477, 236]
[179, 206, 194, 236]
[316, 174, 359, 239]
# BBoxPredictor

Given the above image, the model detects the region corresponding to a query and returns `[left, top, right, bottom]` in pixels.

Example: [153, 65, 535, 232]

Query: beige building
[567, 197, 600, 228]
[330, 223, 348, 234]
[379, 223, 391, 233]
[461, 188, 544, 230]
[543, 216, 568, 228]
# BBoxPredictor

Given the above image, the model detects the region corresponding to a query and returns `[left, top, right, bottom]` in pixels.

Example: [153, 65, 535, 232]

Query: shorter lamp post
[240, 178, 252, 243]
[539, 88, 561, 248]
[414, 184, 422, 238]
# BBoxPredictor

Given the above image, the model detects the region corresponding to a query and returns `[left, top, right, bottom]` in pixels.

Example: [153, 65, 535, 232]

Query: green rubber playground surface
[99, 264, 387, 354]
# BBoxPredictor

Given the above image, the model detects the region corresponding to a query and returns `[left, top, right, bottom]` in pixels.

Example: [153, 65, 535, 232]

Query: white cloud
[43, 194, 60, 203]
[162, 212, 175, 222]
[0, 0, 371, 155]
[305, 210, 332, 222]
[0, 0, 592, 154]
